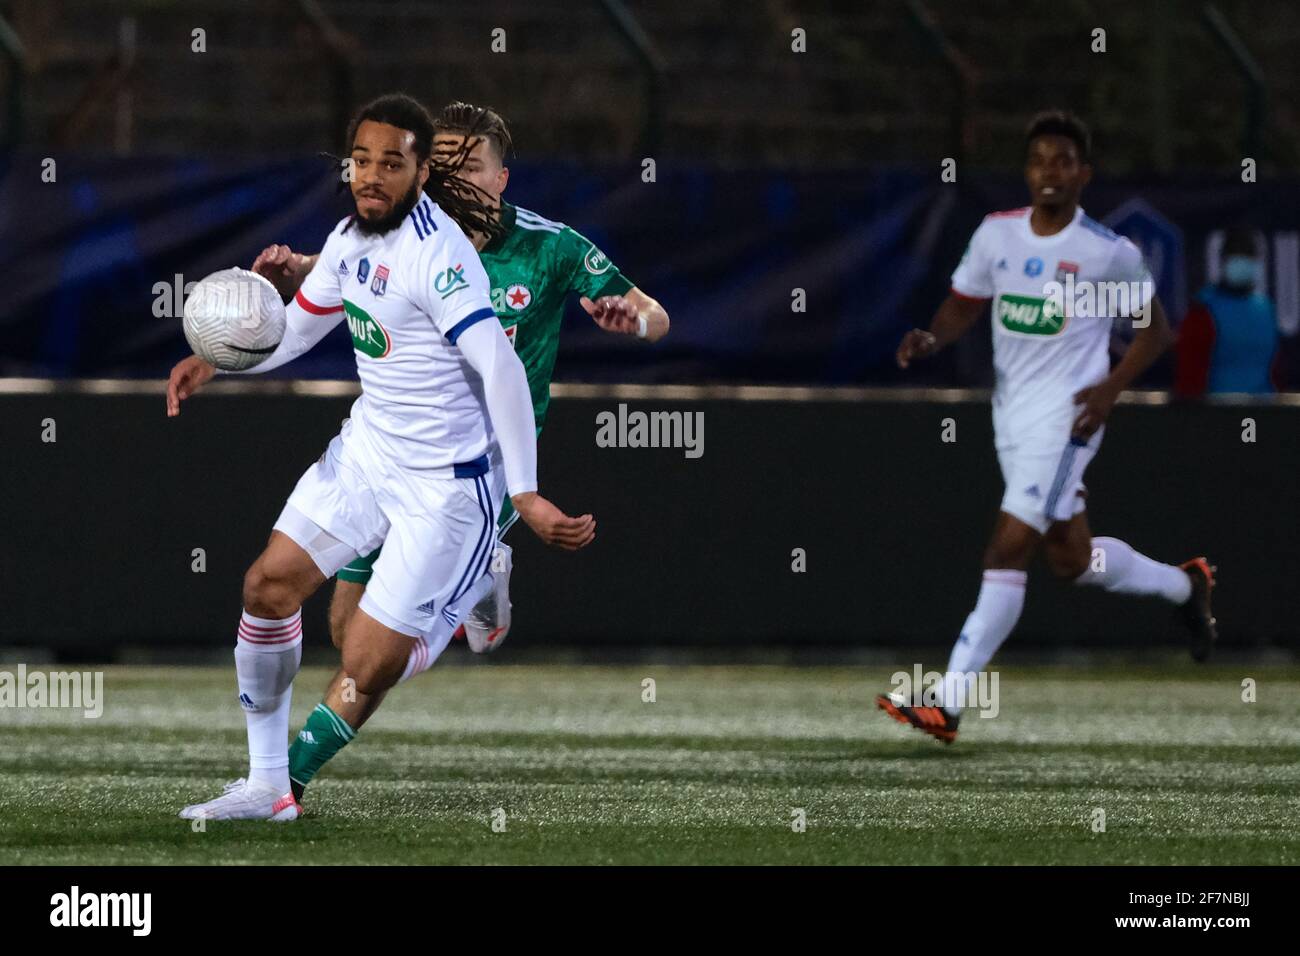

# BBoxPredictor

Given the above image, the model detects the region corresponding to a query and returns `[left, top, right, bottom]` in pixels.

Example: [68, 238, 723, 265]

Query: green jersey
[480, 202, 634, 428]
[337, 202, 634, 582]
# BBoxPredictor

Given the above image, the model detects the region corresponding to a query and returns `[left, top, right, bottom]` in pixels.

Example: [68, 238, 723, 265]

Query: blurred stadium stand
[3, 2, 1300, 386]
[3, 0, 1300, 170]
[3, 3, 1300, 376]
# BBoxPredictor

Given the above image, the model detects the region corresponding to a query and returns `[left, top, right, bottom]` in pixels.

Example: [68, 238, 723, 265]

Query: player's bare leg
[879, 511, 1039, 743]
[323, 666, 388, 726]
[329, 579, 365, 652]
[287, 579, 384, 800]
[272, 608, 420, 807]
[981, 510, 1041, 571]
[180, 530, 325, 821]
[293, 608, 437, 798]
[289, 572, 495, 801]
[1053, 512, 1216, 660]
[1043, 511, 1093, 579]
[340, 609, 413, 698]
[324, 580, 388, 724]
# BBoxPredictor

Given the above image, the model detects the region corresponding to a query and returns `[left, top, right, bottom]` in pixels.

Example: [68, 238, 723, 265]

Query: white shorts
[273, 418, 504, 638]
[995, 427, 1102, 533]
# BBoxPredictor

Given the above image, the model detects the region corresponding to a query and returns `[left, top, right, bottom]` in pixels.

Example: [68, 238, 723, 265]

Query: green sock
[288, 702, 356, 800]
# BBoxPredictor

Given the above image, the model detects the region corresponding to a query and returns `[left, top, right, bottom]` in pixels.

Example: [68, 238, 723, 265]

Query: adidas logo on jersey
[1024, 484, 1041, 499]
[298, 730, 317, 745]
[338, 259, 349, 277]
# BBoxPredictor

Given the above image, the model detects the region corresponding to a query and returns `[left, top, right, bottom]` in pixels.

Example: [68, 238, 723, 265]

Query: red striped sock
[237, 610, 303, 651]
[236, 609, 303, 793]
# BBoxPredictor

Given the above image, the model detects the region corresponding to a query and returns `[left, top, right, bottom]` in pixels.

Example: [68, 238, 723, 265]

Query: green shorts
[337, 497, 520, 585]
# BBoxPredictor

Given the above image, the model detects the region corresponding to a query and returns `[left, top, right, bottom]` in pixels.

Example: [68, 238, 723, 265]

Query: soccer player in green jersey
[250, 102, 669, 802]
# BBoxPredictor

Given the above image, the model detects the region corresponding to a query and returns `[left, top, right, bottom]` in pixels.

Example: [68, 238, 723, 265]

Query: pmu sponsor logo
[49, 886, 151, 936]
[888, 663, 999, 718]
[595, 403, 703, 459]
[995, 293, 1065, 337]
[343, 299, 392, 358]
[0, 665, 103, 718]
[584, 245, 612, 275]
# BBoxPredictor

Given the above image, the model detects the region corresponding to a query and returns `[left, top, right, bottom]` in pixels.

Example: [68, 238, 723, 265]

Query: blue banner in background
[2, 151, 1297, 383]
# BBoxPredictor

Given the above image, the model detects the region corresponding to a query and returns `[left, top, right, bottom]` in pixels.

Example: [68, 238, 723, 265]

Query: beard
[353, 178, 422, 236]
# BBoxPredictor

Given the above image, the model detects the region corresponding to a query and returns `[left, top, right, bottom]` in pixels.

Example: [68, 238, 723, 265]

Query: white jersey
[950, 206, 1154, 442]
[295, 196, 499, 474]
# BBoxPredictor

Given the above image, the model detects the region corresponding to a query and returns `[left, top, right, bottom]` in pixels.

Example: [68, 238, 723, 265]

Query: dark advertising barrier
[0, 385, 1295, 653]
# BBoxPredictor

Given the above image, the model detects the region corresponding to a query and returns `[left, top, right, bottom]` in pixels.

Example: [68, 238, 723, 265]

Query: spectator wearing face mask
[1175, 227, 1282, 396]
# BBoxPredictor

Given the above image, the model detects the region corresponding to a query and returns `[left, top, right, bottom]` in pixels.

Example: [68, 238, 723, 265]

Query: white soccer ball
[182, 267, 286, 371]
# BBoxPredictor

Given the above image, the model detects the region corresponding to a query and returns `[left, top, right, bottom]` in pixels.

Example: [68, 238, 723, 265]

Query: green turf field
[1, 662, 1297, 865]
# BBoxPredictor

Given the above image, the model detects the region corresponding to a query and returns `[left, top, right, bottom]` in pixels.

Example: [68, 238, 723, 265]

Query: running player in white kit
[878, 111, 1217, 744]
[167, 94, 594, 819]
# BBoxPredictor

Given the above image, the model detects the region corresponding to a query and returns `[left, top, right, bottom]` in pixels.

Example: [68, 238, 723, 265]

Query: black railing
[905, 0, 976, 166]
[0, 12, 25, 149]
[295, 0, 356, 147]
[1201, 2, 1267, 161]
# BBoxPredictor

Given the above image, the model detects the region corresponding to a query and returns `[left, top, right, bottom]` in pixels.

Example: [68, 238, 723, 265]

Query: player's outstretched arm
[166, 288, 346, 415]
[1073, 297, 1173, 438]
[581, 287, 670, 343]
[455, 317, 596, 551]
[220, 293, 346, 379]
[251, 245, 320, 302]
[897, 292, 989, 368]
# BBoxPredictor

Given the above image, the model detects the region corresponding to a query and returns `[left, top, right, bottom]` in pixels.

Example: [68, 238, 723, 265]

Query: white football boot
[465, 543, 513, 654]
[179, 778, 302, 822]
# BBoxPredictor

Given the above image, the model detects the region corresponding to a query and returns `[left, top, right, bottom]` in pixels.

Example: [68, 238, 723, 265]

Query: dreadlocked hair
[424, 104, 507, 242]
[434, 101, 514, 162]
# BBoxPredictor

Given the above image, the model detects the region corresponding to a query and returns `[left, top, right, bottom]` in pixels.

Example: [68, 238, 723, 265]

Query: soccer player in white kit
[167, 94, 593, 819]
[879, 111, 1217, 744]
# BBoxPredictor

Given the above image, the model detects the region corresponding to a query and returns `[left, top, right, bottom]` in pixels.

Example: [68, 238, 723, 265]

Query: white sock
[1074, 536, 1191, 604]
[235, 609, 303, 794]
[937, 570, 1027, 717]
